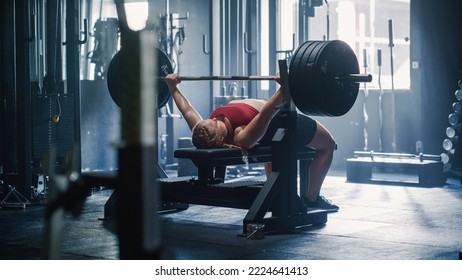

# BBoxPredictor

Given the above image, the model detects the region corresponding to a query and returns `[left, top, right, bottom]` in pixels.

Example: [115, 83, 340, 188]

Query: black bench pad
[174, 145, 316, 182]
[174, 145, 315, 166]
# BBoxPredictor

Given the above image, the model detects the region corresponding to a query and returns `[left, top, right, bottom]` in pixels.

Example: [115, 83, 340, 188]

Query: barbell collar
[335, 74, 373, 83]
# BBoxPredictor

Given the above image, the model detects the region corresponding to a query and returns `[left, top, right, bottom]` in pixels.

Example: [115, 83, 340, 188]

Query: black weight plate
[107, 48, 173, 109]
[289, 41, 315, 83]
[156, 48, 174, 108]
[290, 40, 359, 116]
[289, 41, 319, 113]
[300, 41, 330, 116]
[290, 41, 329, 116]
[314, 40, 359, 116]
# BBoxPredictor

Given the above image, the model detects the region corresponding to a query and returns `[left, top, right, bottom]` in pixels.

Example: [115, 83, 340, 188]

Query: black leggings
[258, 112, 317, 149]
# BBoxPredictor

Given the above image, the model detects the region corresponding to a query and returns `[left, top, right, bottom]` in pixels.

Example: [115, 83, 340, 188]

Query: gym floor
[0, 169, 461, 260]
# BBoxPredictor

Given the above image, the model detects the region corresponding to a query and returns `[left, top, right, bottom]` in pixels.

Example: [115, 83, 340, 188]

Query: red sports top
[209, 102, 260, 130]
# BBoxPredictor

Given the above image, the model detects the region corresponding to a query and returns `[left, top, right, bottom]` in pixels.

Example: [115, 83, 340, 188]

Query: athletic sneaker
[303, 195, 339, 212]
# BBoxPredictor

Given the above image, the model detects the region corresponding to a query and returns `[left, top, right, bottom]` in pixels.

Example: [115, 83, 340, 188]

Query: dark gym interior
[1, 0, 462, 261]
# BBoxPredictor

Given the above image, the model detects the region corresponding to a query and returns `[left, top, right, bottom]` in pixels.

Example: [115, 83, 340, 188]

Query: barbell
[107, 40, 372, 117]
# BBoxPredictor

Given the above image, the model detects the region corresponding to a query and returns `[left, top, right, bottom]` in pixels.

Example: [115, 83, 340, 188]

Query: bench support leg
[243, 111, 327, 234]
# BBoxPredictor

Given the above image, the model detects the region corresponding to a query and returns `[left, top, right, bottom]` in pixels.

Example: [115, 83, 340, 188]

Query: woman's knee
[309, 123, 336, 151]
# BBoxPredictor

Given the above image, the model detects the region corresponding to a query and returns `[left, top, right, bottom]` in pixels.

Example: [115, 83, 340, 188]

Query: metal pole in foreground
[115, 0, 162, 259]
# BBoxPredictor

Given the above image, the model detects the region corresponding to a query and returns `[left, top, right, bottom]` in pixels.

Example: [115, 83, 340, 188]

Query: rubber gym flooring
[0, 169, 461, 260]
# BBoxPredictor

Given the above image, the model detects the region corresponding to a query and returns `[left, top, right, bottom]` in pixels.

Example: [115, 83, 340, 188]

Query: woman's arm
[233, 74, 283, 149]
[165, 74, 202, 130]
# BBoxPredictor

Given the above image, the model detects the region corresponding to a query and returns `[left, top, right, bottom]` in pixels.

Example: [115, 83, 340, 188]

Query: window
[307, 0, 411, 89]
[270, 0, 410, 90]
[83, 1, 148, 80]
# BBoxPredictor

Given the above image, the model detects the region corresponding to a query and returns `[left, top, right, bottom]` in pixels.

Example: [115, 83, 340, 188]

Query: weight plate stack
[289, 40, 360, 117]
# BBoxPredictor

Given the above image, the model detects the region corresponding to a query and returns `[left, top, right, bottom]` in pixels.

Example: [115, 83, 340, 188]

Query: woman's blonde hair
[192, 119, 249, 163]
[191, 120, 225, 148]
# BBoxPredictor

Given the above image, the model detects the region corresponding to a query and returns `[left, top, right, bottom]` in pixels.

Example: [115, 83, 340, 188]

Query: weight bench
[159, 143, 328, 233]
[173, 144, 313, 183]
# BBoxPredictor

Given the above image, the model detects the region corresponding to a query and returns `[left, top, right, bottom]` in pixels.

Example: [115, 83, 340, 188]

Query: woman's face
[205, 118, 228, 141]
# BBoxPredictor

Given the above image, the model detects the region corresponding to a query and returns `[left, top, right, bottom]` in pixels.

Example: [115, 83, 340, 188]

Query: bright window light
[306, 0, 411, 90]
[125, 2, 148, 31]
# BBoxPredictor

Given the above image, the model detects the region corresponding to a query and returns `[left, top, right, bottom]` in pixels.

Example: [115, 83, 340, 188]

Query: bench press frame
[161, 144, 327, 234]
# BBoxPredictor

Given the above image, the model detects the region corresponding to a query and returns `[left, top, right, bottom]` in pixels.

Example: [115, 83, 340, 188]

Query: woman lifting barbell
[165, 72, 339, 213]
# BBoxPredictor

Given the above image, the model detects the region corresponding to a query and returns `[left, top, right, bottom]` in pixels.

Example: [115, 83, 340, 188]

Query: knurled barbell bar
[161, 74, 371, 83]
[353, 151, 442, 162]
[107, 40, 372, 117]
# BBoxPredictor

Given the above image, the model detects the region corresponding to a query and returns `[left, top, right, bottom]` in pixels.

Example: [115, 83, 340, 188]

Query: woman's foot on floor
[303, 195, 339, 213]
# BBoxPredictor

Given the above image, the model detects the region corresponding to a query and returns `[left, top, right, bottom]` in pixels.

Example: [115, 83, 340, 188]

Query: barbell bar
[107, 40, 372, 116]
[158, 74, 372, 83]
[354, 151, 442, 162]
